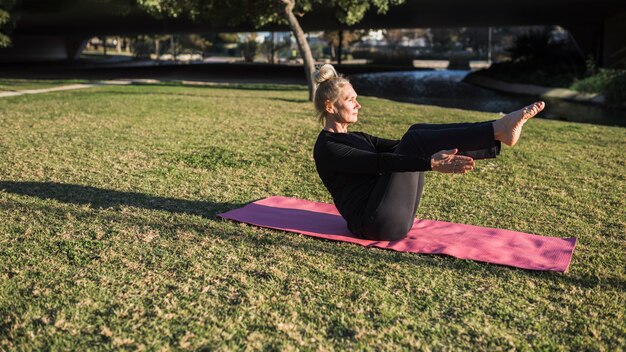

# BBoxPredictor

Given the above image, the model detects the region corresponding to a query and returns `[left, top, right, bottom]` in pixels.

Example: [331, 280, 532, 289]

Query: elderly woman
[313, 64, 544, 241]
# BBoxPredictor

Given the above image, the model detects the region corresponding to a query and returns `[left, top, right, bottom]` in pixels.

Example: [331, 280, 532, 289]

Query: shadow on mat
[0, 181, 240, 218]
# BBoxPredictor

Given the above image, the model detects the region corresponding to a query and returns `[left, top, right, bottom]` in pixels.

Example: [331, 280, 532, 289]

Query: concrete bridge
[2, 0, 625, 67]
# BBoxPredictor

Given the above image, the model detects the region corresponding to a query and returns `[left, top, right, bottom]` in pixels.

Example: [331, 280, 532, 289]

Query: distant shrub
[131, 36, 154, 59]
[239, 34, 258, 63]
[508, 29, 583, 68]
[352, 48, 415, 65]
[480, 28, 587, 88]
[572, 69, 626, 106]
[507, 29, 553, 63]
[604, 71, 626, 106]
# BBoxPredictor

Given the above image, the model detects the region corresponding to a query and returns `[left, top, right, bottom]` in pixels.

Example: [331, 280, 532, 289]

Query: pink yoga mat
[218, 196, 576, 272]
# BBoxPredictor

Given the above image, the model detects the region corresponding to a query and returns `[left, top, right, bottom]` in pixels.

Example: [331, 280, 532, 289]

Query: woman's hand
[431, 149, 475, 174]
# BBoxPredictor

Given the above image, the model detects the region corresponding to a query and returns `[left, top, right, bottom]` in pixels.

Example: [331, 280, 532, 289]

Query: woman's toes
[533, 101, 545, 111]
[531, 102, 543, 115]
[522, 101, 545, 120]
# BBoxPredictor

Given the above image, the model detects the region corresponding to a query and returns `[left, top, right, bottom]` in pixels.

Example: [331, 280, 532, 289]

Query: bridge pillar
[566, 24, 603, 66]
[0, 35, 87, 63]
[603, 12, 626, 68]
[567, 11, 626, 69]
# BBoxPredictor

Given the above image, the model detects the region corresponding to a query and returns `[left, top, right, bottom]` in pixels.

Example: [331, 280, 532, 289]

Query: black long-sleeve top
[313, 130, 431, 231]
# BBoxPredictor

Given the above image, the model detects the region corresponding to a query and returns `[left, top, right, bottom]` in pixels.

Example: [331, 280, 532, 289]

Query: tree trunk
[270, 31, 275, 64]
[171, 35, 176, 61]
[281, 0, 315, 101]
[337, 30, 343, 65]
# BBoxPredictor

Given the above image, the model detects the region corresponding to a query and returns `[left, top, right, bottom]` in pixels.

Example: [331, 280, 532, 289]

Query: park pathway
[0, 77, 292, 98]
[0, 83, 99, 98]
[0, 79, 154, 98]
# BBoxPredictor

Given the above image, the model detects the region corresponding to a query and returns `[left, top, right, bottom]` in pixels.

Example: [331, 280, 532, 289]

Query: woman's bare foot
[493, 101, 545, 146]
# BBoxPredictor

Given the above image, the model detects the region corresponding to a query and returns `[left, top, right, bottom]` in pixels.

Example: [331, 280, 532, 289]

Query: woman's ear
[324, 100, 335, 115]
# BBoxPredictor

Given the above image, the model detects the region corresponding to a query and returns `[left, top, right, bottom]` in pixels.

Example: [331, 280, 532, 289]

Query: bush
[571, 69, 626, 106]
[507, 29, 583, 68]
[239, 34, 258, 63]
[131, 36, 154, 59]
[351, 48, 416, 65]
[604, 72, 626, 106]
[479, 28, 587, 88]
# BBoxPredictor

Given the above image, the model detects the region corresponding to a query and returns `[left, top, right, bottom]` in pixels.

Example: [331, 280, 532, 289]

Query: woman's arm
[318, 140, 431, 174]
[369, 135, 400, 153]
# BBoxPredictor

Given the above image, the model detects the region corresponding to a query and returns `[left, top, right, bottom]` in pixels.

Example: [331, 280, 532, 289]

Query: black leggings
[358, 120, 500, 241]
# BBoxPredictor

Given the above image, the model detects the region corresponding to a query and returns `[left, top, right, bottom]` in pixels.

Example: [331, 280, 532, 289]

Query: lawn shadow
[268, 97, 309, 104]
[0, 181, 242, 218]
[85, 90, 293, 102]
[0, 180, 493, 273]
[3, 180, 621, 290]
[524, 268, 626, 291]
[123, 81, 307, 91]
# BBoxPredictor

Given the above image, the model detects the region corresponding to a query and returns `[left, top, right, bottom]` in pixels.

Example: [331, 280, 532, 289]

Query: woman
[312, 64, 545, 241]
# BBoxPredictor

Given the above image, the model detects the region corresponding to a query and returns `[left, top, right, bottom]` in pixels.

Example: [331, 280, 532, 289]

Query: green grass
[0, 79, 89, 92]
[0, 83, 625, 350]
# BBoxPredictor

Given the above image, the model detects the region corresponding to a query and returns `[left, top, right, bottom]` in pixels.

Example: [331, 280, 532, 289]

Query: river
[350, 70, 626, 127]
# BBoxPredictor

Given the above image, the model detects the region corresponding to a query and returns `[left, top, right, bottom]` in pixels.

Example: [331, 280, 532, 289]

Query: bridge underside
[2, 0, 625, 67]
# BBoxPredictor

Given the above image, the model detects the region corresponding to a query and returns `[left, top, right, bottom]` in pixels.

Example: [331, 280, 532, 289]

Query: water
[350, 70, 626, 127]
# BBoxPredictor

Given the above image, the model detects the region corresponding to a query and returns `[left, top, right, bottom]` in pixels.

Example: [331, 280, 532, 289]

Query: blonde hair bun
[313, 64, 339, 84]
[312, 64, 350, 123]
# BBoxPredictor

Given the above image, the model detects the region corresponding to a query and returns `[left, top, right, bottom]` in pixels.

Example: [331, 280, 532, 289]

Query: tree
[459, 27, 489, 56]
[321, 30, 365, 63]
[260, 32, 291, 64]
[239, 32, 259, 62]
[383, 29, 426, 49]
[0, 0, 17, 47]
[430, 28, 460, 52]
[137, 0, 407, 101]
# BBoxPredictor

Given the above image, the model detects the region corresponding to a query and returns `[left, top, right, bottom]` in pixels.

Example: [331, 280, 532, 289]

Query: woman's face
[332, 84, 361, 124]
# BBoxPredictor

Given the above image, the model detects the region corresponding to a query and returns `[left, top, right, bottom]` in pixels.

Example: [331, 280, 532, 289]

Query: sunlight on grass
[0, 83, 624, 350]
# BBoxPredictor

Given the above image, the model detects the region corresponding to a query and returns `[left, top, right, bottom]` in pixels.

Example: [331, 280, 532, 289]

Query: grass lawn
[0, 82, 624, 350]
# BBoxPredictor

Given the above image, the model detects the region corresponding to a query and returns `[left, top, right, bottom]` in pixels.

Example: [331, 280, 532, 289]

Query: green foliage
[507, 28, 584, 70]
[239, 33, 258, 62]
[0, 0, 17, 47]
[334, 0, 404, 25]
[430, 28, 460, 50]
[135, 0, 406, 100]
[136, 0, 406, 28]
[138, 34, 213, 56]
[481, 28, 625, 106]
[259, 33, 291, 63]
[604, 71, 626, 106]
[479, 28, 587, 88]
[0, 33, 9, 48]
[571, 69, 626, 106]
[130, 35, 155, 58]
[480, 60, 582, 88]
[507, 29, 552, 63]
[180, 34, 212, 53]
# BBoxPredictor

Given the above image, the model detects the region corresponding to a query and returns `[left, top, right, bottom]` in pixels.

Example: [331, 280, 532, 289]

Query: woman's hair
[313, 64, 350, 123]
